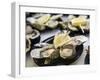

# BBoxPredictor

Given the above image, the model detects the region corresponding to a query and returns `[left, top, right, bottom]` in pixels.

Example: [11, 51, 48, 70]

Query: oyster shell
[50, 14, 63, 21]
[26, 25, 33, 34]
[26, 38, 31, 53]
[40, 45, 59, 59]
[60, 44, 76, 59]
[29, 14, 51, 31]
[67, 15, 76, 21]
[41, 45, 59, 64]
[31, 44, 59, 64]
[27, 17, 36, 24]
[26, 29, 40, 39]
[45, 20, 58, 29]
[58, 22, 68, 29]
[70, 16, 89, 33]
[26, 29, 40, 45]
[30, 43, 54, 58]
[67, 23, 78, 31]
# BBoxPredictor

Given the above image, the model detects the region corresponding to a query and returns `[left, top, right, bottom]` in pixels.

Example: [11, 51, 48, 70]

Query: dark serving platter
[69, 29, 89, 37]
[32, 36, 84, 66]
[84, 53, 90, 64]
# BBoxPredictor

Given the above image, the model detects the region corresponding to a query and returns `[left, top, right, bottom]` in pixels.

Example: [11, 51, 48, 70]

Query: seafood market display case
[11, 2, 96, 77]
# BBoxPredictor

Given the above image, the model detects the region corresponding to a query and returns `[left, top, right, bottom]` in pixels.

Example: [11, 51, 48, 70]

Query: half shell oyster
[60, 44, 76, 59]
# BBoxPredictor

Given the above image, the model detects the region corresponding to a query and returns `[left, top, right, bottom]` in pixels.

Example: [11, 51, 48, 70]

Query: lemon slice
[53, 32, 71, 48]
[36, 14, 51, 25]
[71, 17, 87, 27]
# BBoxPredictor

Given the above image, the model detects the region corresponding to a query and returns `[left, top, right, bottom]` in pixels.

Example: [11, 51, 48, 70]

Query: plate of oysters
[26, 13, 90, 67]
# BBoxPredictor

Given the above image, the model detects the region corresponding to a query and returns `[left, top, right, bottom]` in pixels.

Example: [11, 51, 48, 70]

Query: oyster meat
[60, 44, 76, 59]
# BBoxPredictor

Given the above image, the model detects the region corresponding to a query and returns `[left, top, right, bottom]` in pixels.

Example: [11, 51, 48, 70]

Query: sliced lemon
[53, 32, 71, 48]
[36, 14, 51, 25]
[71, 17, 87, 27]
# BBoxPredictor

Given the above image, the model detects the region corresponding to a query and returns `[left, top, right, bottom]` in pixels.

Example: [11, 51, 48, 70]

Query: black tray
[33, 36, 83, 66]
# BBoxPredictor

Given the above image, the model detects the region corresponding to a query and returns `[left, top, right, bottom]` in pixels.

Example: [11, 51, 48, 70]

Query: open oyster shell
[60, 44, 76, 59]
[45, 20, 58, 29]
[26, 28, 40, 47]
[31, 43, 59, 65]
[31, 44, 59, 59]
[26, 38, 31, 53]
[31, 43, 52, 58]
[50, 14, 63, 21]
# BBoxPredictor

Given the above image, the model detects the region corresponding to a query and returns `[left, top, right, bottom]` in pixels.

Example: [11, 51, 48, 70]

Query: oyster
[67, 15, 76, 21]
[67, 22, 78, 31]
[40, 45, 59, 59]
[40, 45, 59, 64]
[26, 29, 40, 45]
[50, 14, 63, 21]
[45, 20, 58, 29]
[71, 35, 88, 45]
[29, 14, 51, 31]
[26, 25, 33, 34]
[26, 38, 31, 53]
[60, 44, 76, 59]
[70, 16, 89, 33]
[58, 22, 68, 29]
[30, 43, 50, 58]
[31, 44, 59, 65]
[30, 43, 51, 58]
[32, 23, 46, 31]
[27, 17, 36, 24]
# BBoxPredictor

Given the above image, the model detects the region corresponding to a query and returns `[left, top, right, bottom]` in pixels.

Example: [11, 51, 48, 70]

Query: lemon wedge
[71, 17, 87, 27]
[53, 32, 71, 48]
[36, 14, 51, 25]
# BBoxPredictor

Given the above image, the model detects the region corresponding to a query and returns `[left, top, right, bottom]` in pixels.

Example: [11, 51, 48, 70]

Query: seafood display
[25, 12, 90, 67]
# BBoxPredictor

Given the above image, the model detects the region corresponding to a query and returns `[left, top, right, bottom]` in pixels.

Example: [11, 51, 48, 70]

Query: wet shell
[40, 45, 59, 64]
[26, 38, 31, 53]
[50, 14, 63, 21]
[45, 20, 58, 29]
[58, 22, 68, 29]
[40, 45, 59, 59]
[26, 29, 40, 46]
[30, 43, 53, 58]
[26, 25, 33, 34]
[60, 44, 76, 59]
